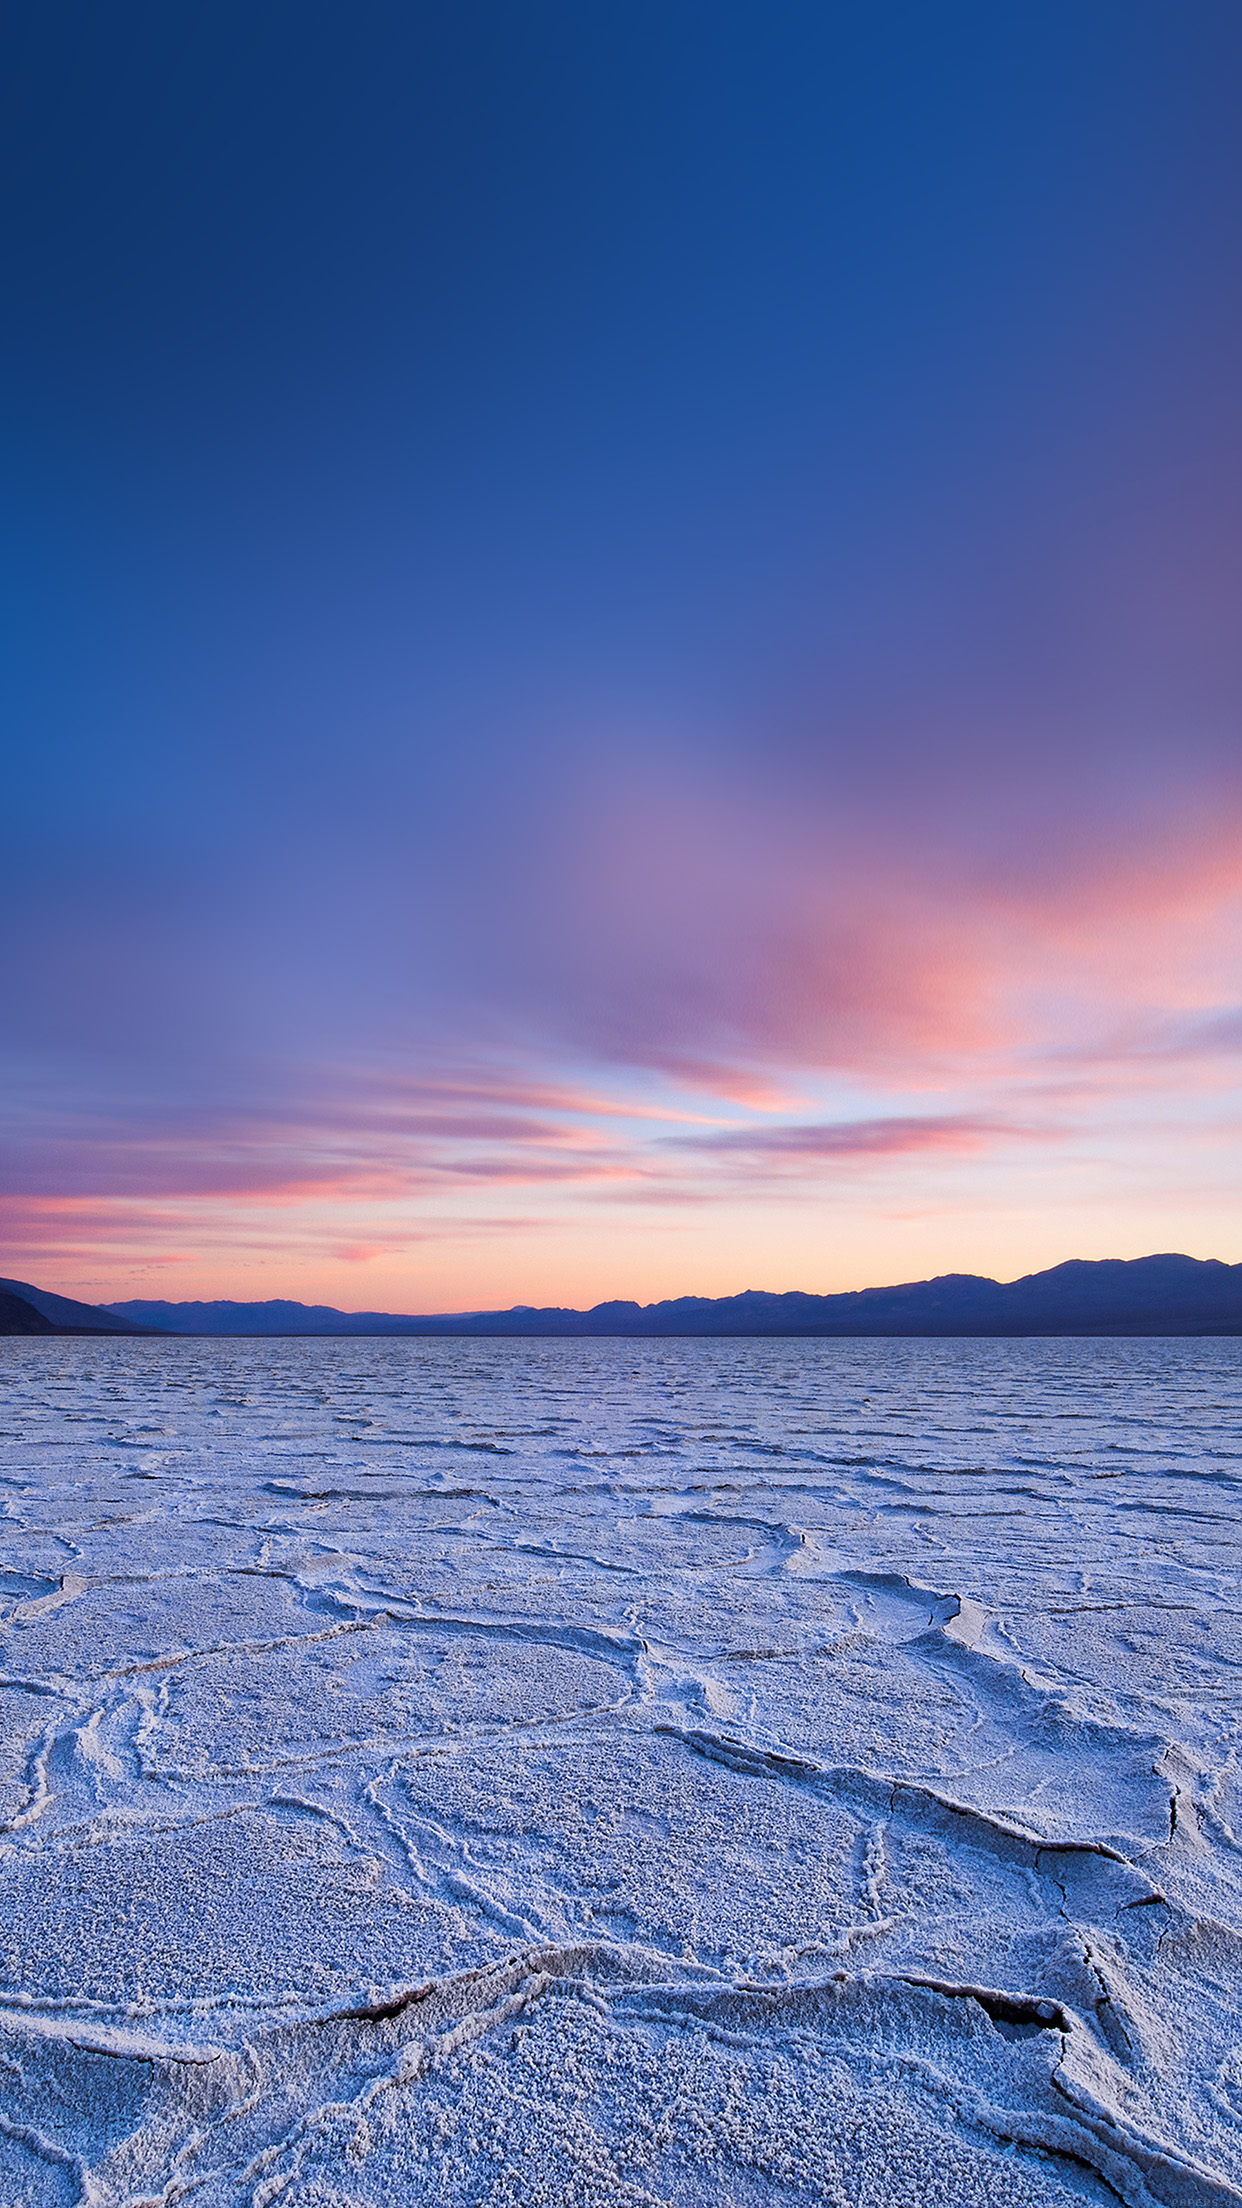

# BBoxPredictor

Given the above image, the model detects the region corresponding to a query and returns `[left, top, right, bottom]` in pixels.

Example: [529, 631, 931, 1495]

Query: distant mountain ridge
[95, 1254, 1242, 1335]
[0, 1280, 152, 1334]
[0, 1291, 55, 1335]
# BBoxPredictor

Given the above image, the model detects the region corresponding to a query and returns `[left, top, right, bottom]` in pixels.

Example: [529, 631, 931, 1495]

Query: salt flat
[0, 1335, 1240, 2207]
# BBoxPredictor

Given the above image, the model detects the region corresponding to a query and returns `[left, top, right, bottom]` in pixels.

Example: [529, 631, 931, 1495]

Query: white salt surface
[1, 1336, 1240, 2207]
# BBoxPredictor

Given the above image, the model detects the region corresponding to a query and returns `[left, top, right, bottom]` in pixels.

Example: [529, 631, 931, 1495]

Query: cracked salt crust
[0, 1332, 1239, 2205]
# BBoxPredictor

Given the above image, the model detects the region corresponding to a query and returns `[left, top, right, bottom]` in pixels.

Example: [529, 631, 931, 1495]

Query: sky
[3, 0, 1241, 1312]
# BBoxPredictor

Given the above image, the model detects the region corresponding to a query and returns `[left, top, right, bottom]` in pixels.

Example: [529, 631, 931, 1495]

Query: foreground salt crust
[0, 1334, 1239, 2206]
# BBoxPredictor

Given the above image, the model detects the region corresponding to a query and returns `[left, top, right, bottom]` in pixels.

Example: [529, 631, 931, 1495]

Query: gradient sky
[4, 0, 1241, 1310]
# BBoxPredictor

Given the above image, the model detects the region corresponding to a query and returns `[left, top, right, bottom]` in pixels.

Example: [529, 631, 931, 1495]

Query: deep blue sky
[4, 2, 1241, 1306]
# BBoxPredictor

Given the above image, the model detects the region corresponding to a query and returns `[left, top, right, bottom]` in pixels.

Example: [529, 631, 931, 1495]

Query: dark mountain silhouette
[0, 1291, 55, 1335]
[102, 1254, 1242, 1336]
[0, 1279, 155, 1334]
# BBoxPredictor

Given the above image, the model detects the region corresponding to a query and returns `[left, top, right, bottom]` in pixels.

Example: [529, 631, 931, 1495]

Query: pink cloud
[6, 705, 1242, 1303]
[676, 1112, 1039, 1165]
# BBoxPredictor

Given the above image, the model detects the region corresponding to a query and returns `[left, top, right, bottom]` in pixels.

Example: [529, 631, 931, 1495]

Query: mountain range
[2, 1254, 1239, 1336]
[0, 1282, 151, 1334]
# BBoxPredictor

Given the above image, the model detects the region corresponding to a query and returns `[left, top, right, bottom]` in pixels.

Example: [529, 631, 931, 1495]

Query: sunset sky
[4, 1, 1241, 1312]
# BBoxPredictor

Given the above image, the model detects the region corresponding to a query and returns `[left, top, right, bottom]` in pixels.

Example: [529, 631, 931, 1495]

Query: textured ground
[0, 1334, 1240, 2206]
